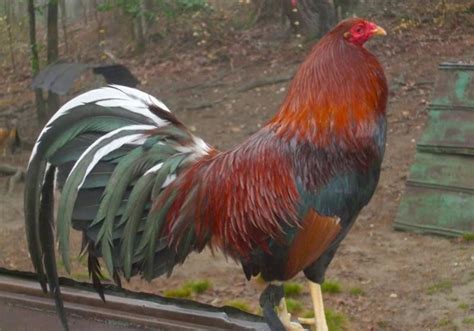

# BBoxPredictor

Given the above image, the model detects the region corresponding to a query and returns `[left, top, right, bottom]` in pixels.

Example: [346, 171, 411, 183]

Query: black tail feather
[39, 165, 69, 331]
[87, 243, 106, 302]
[113, 270, 122, 289]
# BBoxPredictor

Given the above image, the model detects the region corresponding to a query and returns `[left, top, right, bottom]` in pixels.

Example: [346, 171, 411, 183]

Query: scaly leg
[307, 281, 328, 331]
[260, 284, 307, 331]
[277, 297, 305, 331]
[260, 284, 286, 331]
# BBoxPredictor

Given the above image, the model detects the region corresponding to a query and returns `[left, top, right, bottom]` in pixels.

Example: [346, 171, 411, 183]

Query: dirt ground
[1, 1, 474, 330]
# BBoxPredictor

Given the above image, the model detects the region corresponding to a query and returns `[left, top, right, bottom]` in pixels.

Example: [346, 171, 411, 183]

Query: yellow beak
[372, 25, 387, 36]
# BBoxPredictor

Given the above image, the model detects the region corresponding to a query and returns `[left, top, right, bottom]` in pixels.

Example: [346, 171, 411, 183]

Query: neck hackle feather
[271, 18, 387, 148]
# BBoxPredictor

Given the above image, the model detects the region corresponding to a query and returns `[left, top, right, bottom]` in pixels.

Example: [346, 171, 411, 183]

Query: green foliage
[301, 308, 347, 331]
[71, 271, 91, 281]
[458, 303, 470, 310]
[326, 308, 347, 331]
[462, 232, 474, 241]
[96, 0, 210, 19]
[164, 287, 192, 298]
[163, 279, 211, 298]
[284, 282, 303, 297]
[225, 299, 252, 313]
[463, 317, 474, 325]
[349, 287, 364, 296]
[427, 280, 453, 295]
[176, 0, 209, 12]
[184, 280, 211, 294]
[96, 2, 114, 12]
[436, 318, 457, 328]
[156, 0, 210, 19]
[285, 298, 302, 313]
[322, 280, 342, 294]
[377, 320, 390, 329]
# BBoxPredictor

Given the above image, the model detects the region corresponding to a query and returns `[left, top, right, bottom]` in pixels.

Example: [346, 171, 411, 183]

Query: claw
[298, 317, 315, 325]
[277, 298, 306, 331]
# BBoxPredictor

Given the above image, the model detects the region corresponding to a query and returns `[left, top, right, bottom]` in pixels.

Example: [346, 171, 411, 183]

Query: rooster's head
[336, 18, 387, 46]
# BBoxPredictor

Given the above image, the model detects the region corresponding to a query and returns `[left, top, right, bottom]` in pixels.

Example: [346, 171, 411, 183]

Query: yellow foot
[277, 298, 305, 331]
[298, 317, 315, 325]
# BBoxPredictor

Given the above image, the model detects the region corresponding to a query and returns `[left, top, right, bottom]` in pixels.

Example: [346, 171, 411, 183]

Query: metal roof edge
[0, 267, 269, 330]
[438, 63, 474, 71]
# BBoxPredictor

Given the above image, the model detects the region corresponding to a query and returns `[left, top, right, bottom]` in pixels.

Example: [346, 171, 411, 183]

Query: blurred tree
[4, 0, 16, 71]
[96, 0, 147, 53]
[283, 0, 336, 39]
[47, 0, 60, 120]
[135, 0, 146, 53]
[142, 0, 155, 36]
[334, 0, 358, 20]
[92, 0, 104, 43]
[252, 0, 283, 23]
[27, 0, 47, 124]
[79, 0, 89, 24]
[59, 0, 69, 52]
[252, 0, 336, 39]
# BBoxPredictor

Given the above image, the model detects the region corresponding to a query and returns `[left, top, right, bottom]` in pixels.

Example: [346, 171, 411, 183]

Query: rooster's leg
[276, 297, 305, 331]
[260, 283, 307, 331]
[260, 284, 286, 331]
[301, 281, 328, 331]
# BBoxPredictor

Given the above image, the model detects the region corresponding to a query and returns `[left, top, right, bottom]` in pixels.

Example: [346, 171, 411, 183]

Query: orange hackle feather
[271, 18, 387, 148]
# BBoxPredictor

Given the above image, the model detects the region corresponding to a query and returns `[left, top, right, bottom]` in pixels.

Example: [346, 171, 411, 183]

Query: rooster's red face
[344, 20, 386, 46]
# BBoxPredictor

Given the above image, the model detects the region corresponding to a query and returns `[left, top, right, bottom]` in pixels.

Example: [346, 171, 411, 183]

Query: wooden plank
[417, 110, 474, 155]
[394, 185, 474, 236]
[407, 152, 474, 193]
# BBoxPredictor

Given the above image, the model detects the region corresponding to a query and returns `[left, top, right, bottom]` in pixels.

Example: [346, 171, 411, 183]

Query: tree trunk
[59, 0, 69, 53]
[334, 0, 359, 20]
[27, 0, 47, 124]
[47, 0, 60, 119]
[4, 0, 16, 71]
[134, 16, 146, 53]
[283, 0, 336, 39]
[252, 0, 283, 23]
[79, 0, 88, 24]
[143, 0, 154, 34]
[92, 0, 104, 44]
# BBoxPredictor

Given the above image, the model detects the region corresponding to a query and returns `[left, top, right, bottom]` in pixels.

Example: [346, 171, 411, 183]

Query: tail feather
[56, 125, 155, 272]
[24, 85, 211, 329]
[38, 164, 69, 330]
[24, 159, 49, 293]
[87, 242, 105, 302]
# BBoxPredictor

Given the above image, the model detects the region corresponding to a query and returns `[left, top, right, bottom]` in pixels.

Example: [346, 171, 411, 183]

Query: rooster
[25, 18, 387, 331]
